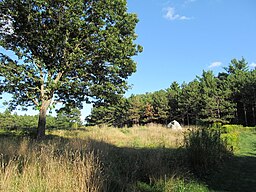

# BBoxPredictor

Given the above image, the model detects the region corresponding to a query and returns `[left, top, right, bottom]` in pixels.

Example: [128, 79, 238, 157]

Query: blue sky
[126, 0, 256, 95]
[1, 0, 256, 120]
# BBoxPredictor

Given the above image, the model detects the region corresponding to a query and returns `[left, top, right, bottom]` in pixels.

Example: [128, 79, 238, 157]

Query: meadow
[0, 124, 255, 192]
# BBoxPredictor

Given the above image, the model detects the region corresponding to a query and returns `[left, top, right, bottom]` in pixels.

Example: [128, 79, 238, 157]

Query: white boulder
[167, 120, 182, 130]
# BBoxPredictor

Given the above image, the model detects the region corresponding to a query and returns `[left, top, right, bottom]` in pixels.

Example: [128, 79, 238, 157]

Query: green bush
[185, 128, 232, 176]
[135, 181, 163, 192]
[218, 125, 242, 152]
[211, 122, 222, 129]
[221, 132, 239, 151]
[220, 124, 242, 133]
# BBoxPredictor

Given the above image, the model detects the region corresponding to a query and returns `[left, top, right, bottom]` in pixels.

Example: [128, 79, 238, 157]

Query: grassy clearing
[237, 128, 256, 156]
[0, 125, 208, 191]
[1, 125, 255, 191]
[47, 124, 187, 148]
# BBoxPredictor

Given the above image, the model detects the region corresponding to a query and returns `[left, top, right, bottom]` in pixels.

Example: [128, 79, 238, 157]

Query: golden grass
[48, 124, 188, 148]
[0, 124, 196, 191]
[0, 138, 104, 192]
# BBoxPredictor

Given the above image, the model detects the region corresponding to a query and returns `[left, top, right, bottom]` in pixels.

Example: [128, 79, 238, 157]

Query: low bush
[220, 124, 242, 133]
[221, 132, 239, 151]
[219, 125, 243, 152]
[184, 128, 232, 176]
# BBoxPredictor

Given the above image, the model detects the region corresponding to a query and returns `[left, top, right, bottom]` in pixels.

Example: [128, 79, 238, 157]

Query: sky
[126, 0, 256, 96]
[1, 0, 256, 120]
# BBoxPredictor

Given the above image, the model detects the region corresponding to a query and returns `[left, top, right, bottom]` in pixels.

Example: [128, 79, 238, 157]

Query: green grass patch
[205, 128, 256, 192]
[237, 130, 256, 157]
[135, 178, 209, 192]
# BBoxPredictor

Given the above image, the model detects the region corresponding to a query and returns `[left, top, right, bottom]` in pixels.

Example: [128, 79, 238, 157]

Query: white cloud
[179, 16, 191, 20]
[209, 61, 222, 68]
[163, 6, 191, 21]
[250, 62, 256, 68]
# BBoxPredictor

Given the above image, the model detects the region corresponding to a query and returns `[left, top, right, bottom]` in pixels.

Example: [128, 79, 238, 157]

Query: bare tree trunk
[253, 89, 256, 126]
[243, 103, 248, 126]
[37, 100, 51, 139]
[252, 105, 256, 126]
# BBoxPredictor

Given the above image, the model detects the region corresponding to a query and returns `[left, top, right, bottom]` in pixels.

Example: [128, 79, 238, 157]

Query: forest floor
[205, 129, 256, 192]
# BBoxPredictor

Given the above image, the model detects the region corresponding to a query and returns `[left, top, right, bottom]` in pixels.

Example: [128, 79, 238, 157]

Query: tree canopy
[0, 0, 142, 138]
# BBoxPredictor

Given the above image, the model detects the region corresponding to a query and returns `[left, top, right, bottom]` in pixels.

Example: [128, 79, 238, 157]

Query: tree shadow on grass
[80, 138, 188, 191]
[2, 131, 256, 192]
[204, 155, 256, 192]
[0, 132, 188, 191]
[204, 134, 256, 192]
[0, 128, 37, 138]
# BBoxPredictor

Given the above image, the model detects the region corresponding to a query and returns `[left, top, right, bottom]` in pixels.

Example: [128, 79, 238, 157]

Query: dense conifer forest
[87, 58, 256, 127]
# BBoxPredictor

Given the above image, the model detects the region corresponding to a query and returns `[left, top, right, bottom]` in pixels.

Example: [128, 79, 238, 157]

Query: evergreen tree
[151, 90, 169, 124]
[179, 80, 201, 126]
[225, 58, 250, 125]
[127, 95, 143, 125]
[167, 81, 181, 122]
[198, 70, 235, 124]
[56, 108, 82, 129]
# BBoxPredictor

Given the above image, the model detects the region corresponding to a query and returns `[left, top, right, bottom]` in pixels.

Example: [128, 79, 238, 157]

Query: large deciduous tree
[0, 0, 142, 138]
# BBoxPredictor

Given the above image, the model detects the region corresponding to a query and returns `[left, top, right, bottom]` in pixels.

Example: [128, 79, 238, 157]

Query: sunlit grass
[47, 124, 189, 148]
[0, 138, 104, 192]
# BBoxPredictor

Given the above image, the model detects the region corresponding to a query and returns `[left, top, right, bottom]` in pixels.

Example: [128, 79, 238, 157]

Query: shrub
[219, 125, 242, 152]
[220, 124, 242, 133]
[185, 128, 232, 176]
[221, 132, 239, 151]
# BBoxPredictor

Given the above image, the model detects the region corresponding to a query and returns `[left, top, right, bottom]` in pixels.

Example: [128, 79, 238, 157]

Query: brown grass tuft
[0, 138, 104, 192]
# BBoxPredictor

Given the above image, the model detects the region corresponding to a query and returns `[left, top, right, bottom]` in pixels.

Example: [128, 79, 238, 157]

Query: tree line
[86, 58, 256, 127]
[0, 108, 82, 130]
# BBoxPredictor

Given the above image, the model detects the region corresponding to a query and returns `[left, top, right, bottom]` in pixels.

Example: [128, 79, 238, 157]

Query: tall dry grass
[0, 124, 205, 191]
[48, 123, 187, 148]
[0, 138, 104, 192]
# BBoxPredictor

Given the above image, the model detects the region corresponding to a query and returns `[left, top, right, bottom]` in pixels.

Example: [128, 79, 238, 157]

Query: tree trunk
[243, 103, 248, 126]
[253, 90, 256, 126]
[37, 100, 51, 139]
[252, 105, 256, 126]
[187, 113, 190, 127]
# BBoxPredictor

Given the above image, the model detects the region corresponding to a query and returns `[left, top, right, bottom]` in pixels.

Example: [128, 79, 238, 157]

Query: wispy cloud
[163, 6, 191, 21]
[209, 61, 222, 68]
[250, 62, 256, 68]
